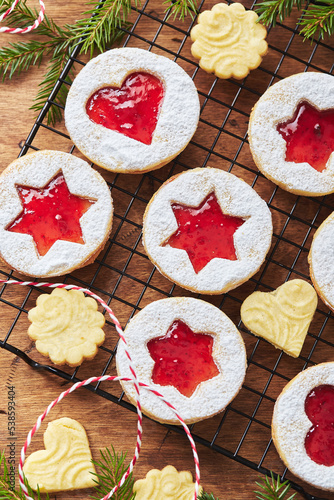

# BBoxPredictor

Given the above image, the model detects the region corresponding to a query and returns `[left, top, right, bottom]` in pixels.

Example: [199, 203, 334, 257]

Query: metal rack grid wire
[1, 0, 334, 499]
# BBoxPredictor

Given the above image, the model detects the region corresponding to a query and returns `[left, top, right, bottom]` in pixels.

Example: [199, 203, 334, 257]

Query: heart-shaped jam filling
[6, 172, 95, 257]
[277, 102, 334, 172]
[305, 384, 334, 466]
[147, 319, 219, 397]
[86, 72, 164, 145]
[162, 192, 245, 274]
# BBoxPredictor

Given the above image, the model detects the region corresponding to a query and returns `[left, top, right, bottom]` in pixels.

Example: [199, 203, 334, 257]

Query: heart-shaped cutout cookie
[86, 72, 164, 145]
[241, 279, 317, 357]
[23, 417, 96, 492]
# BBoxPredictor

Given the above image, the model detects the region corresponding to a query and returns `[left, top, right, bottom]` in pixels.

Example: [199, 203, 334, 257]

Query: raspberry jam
[6, 172, 94, 257]
[147, 320, 219, 398]
[86, 72, 164, 145]
[163, 192, 245, 274]
[277, 101, 334, 172]
[304, 384, 334, 466]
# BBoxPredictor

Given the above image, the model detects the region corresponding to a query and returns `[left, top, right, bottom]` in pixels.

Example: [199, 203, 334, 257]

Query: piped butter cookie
[65, 48, 200, 173]
[241, 280, 317, 357]
[190, 3, 267, 79]
[142, 167, 272, 294]
[28, 288, 105, 366]
[0, 150, 113, 277]
[116, 297, 247, 424]
[272, 363, 334, 491]
[248, 72, 334, 196]
[23, 417, 96, 492]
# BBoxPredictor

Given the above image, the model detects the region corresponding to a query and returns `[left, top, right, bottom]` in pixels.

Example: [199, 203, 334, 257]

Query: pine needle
[255, 0, 304, 27]
[254, 472, 296, 500]
[163, 0, 198, 20]
[197, 492, 219, 500]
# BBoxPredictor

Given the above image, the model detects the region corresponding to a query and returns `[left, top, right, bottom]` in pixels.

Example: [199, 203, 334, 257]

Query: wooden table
[0, 1, 334, 499]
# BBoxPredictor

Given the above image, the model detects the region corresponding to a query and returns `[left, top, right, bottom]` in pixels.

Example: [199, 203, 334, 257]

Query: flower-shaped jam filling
[6, 172, 95, 257]
[147, 319, 219, 397]
[86, 72, 164, 145]
[305, 384, 334, 466]
[162, 192, 245, 273]
[277, 102, 334, 172]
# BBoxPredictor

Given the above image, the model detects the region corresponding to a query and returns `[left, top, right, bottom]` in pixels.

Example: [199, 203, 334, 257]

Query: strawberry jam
[6, 172, 95, 257]
[147, 320, 219, 398]
[304, 384, 334, 466]
[163, 192, 245, 274]
[86, 72, 164, 145]
[277, 101, 334, 172]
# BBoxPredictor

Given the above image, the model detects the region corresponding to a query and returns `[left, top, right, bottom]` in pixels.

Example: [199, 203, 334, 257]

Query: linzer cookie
[248, 72, 334, 196]
[190, 3, 267, 80]
[23, 417, 96, 492]
[272, 363, 334, 491]
[142, 167, 272, 294]
[116, 297, 247, 424]
[65, 48, 200, 174]
[0, 150, 113, 277]
[309, 211, 334, 311]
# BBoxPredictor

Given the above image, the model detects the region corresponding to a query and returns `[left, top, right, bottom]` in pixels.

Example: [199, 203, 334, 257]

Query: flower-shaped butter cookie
[190, 2, 267, 79]
[28, 288, 105, 366]
[133, 465, 202, 500]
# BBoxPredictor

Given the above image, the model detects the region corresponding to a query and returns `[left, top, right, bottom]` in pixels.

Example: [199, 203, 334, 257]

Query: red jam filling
[277, 101, 334, 172]
[163, 192, 245, 274]
[6, 172, 95, 257]
[86, 72, 164, 145]
[304, 384, 334, 466]
[147, 320, 219, 398]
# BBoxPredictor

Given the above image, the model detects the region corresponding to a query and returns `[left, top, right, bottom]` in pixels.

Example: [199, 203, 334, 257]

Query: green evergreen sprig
[91, 445, 136, 500]
[197, 492, 219, 500]
[255, 0, 334, 40]
[254, 472, 296, 500]
[0, 0, 197, 126]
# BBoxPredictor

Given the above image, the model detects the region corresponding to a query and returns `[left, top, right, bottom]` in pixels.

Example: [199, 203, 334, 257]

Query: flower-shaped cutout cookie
[23, 418, 96, 492]
[28, 288, 105, 366]
[133, 465, 202, 499]
[190, 2, 267, 79]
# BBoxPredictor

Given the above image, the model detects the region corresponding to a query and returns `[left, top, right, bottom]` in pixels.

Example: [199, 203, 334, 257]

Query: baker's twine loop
[0, 279, 200, 499]
[0, 0, 45, 34]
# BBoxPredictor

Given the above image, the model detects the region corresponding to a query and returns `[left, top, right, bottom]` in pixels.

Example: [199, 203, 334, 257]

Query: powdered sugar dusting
[248, 72, 334, 196]
[0, 150, 113, 277]
[116, 296, 247, 424]
[65, 48, 200, 173]
[142, 167, 272, 294]
[309, 212, 334, 310]
[272, 362, 334, 491]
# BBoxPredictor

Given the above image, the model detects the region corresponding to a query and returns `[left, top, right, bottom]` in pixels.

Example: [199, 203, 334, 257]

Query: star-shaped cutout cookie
[163, 192, 245, 273]
[6, 172, 95, 257]
[147, 320, 219, 397]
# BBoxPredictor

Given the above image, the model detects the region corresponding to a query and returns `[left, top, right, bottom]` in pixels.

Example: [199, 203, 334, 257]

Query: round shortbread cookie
[116, 297, 247, 424]
[309, 211, 334, 311]
[272, 362, 334, 491]
[248, 72, 334, 196]
[64, 48, 200, 174]
[142, 167, 272, 294]
[0, 150, 113, 277]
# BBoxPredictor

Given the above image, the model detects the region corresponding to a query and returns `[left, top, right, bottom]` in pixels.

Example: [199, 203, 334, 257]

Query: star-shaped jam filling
[6, 172, 95, 257]
[147, 320, 220, 398]
[277, 101, 334, 172]
[162, 192, 245, 274]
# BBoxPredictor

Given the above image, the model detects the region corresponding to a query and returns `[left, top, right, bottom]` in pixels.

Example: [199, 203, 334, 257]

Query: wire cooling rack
[1, 0, 334, 498]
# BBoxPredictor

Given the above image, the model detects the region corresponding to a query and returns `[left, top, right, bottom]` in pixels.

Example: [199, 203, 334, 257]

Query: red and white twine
[0, 279, 200, 499]
[0, 0, 45, 34]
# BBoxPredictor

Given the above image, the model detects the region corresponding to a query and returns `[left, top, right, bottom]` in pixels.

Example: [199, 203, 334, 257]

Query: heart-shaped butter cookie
[23, 418, 96, 492]
[241, 279, 317, 357]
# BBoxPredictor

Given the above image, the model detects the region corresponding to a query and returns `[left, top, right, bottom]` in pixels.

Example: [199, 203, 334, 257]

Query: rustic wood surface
[0, 1, 334, 499]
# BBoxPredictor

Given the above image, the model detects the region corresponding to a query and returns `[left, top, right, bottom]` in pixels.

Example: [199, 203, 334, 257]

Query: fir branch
[255, 0, 304, 27]
[299, 4, 334, 39]
[197, 492, 219, 500]
[163, 0, 198, 20]
[0, 40, 49, 81]
[254, 472, 296, 500]
[91, 445, 135, 500]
